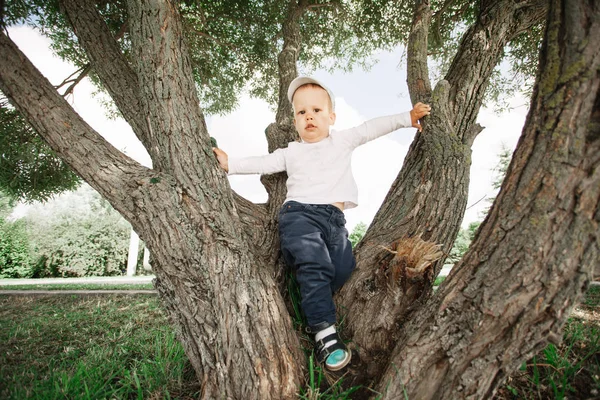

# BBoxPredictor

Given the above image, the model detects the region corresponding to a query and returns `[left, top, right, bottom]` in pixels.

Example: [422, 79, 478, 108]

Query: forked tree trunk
[0, 0, 304, 397]
[2, 0, 595, 397]
[337, 0, 547, 378]
[376, 0, 599, 397]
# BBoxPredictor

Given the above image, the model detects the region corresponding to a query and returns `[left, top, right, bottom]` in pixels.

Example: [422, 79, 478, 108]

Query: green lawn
[0, 295, 197, 399]
[1, 287, 598, 399]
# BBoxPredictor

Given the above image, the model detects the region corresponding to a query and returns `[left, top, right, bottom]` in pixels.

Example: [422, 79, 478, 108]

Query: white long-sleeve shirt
[228, 112, 413, 209]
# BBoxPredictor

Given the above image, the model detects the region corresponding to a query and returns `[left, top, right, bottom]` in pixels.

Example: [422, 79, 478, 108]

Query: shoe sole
[325, 349, 352, 372]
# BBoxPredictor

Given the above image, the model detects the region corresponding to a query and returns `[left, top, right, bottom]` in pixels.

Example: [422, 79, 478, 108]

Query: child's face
[292, 85, 336, 143]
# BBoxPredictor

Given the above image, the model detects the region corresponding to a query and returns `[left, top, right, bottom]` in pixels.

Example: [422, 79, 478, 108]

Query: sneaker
[325, 348, 351, 371]
[315, 331, 352, 371]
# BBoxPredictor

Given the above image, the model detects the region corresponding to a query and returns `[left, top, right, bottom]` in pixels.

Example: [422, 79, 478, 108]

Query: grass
[1, 286, 598, 399]
[495, 285, 600, 400]
[0, 283, 154, 291]
[0, 295, 198, 399]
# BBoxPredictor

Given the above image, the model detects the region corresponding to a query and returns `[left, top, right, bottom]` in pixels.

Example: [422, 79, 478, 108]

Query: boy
[213, 77, 430, 371]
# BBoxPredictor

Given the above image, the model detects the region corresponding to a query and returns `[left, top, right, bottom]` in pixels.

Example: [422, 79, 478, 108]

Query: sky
[7, 25, 530, 232]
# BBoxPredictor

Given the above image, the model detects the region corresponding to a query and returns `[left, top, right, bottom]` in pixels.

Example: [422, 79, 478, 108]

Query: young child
[213, 77, 430, 371]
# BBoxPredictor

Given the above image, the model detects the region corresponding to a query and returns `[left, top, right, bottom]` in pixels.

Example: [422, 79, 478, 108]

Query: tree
[1, 0, 597, 399]
[374, 1, 599, 396]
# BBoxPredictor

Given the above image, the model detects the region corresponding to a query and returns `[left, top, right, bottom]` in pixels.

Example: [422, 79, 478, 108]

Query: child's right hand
[212, 147, 229, 172]
[410, 102, 431, 132]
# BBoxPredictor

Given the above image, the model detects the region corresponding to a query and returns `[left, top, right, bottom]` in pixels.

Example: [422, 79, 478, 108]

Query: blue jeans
[278, 201, 356, 331]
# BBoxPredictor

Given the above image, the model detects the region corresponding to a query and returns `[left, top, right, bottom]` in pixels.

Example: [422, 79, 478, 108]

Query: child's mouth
[306, 124, 316, 129]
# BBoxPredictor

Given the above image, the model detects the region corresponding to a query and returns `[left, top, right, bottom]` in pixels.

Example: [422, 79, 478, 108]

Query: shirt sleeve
[228, 148, 287, 175]
[338, 112, 413, 149]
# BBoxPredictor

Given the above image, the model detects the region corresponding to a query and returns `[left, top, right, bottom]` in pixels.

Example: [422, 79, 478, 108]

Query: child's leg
[326, 211, 356, 292]
[278, 202, 337, 329]
[279, 202, 352, 371]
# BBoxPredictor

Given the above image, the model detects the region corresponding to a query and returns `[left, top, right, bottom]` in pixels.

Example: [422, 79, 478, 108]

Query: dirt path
[0, 275, 154, 286]
[0, 289, 156, 296]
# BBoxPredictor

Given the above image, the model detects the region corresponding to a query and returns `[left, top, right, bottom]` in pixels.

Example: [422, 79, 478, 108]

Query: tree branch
[0, 30, 151, 224]
[235, 0, 305, 266]
[125, 0, 216, 182]
[274, 0, 305, 125]
[55, 63, 91, 97]
[58, 0, 159, 161]
[407, 0, 432, 105]
[444, 0, 547, 142]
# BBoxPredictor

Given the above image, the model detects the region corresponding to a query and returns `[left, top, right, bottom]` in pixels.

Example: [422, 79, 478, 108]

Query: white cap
[287, 76, 335, 110]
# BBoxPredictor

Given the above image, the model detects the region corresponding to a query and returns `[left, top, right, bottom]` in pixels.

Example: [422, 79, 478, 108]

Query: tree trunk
[337, 0, 547, 379]
[4, 0, 595, 397]
[376, 0, 599, 397]
[0, 0, 305, 397]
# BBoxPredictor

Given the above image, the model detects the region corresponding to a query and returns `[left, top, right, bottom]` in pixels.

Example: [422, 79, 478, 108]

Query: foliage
[4, 0, 410, 115]
[0, 190, 15, 218]
[25, 184, 133, 277]
[348, 221, 367, 248]
[0, 218, 32, 278]
[0, 103, 81, 202]
[482, 145, 514, 217]
[491, 145, 513, 191]
[447, 221, 480, 265]
[0, 283, 154, 290]
[1, 0, 542, 204]
[0, 191, 32, 278]
[3, 0, 543, 116]
[484, 24, 544, 113]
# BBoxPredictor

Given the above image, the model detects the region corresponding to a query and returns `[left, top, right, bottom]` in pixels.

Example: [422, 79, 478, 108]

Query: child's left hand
[410, 102, 431, 132]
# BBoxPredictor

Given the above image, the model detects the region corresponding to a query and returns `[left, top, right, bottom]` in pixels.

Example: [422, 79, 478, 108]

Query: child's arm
[212, 147, 286, 175]
[340, 102, 432, 148]
[213, 147, 229, 172]
[410, 102, 431, 132]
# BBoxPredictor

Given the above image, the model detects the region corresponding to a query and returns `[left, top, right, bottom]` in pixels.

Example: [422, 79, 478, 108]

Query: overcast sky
[7, 25, 530, 232]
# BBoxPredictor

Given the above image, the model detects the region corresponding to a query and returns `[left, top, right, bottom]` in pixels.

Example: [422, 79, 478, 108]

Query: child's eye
[298, 110, 305, 115]
[314, 108, 321, 113]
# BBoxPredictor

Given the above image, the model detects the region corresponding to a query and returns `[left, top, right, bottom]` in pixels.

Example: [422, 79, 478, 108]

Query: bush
[30, 215, 131, 277]
[0, 219, 32, 278]
[26, 185, 133, 277]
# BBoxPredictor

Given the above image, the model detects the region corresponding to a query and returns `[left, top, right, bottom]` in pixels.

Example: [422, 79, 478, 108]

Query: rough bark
[4, 0, 592, 397]
[338, 0, 548, 378]
[58, 0, 158, 165]
[1, 0, 306, 397]
[377, 0, 599, 397]
[249, 0, 304, 269]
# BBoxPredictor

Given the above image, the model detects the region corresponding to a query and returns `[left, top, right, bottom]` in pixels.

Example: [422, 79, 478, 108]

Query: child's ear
[329, 112, 336, 125]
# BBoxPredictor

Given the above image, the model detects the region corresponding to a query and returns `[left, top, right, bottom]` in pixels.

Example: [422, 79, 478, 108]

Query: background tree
[1, 0, 596, 398]
[0, 99, 80, 202]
